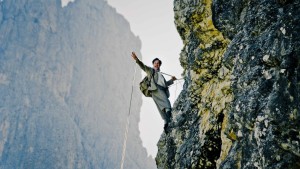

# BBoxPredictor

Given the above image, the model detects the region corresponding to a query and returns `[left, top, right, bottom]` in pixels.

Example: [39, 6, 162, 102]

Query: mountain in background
[0, 0, 155, 168]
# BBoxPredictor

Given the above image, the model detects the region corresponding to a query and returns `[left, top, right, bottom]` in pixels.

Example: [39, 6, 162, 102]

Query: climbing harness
[120, 63, 137, 169]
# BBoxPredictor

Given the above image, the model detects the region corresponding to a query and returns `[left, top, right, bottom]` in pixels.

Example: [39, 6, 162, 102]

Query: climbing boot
[166, 111, 172, 123]
[164, 123, 168, 132]
[164, 111, 172, 133]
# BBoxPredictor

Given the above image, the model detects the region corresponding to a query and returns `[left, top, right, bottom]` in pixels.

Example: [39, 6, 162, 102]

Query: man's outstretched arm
[131, 52, 152, 74]
[166, 76, 177, 86]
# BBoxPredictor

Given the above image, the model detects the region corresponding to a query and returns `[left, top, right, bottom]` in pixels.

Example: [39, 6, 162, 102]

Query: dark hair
[152, 58, 162, 65]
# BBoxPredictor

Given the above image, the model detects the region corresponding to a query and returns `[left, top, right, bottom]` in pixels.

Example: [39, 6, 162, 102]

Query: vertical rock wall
[213, 0, 300, 168]
[156, 0, 300, 169]
[156, 0, 232, 168]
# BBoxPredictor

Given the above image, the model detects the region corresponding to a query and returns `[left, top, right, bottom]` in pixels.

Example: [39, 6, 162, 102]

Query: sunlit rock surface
[0, 0, 155, 168]
[156, 0, 300, 168]
[156, 0, 231, 168]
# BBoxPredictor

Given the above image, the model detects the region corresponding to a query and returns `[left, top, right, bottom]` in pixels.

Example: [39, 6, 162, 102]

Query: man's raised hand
[131, 52, 138, 60]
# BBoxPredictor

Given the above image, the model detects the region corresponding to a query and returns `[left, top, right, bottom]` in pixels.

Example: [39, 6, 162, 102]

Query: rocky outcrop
[156, 0, 300, 168]
[213, 0, 300, 168]
[156, 0, 232, 168]
[0, 0, 155, 168]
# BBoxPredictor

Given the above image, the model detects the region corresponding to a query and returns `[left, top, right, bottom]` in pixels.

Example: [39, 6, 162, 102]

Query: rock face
[213, 1, 300, 168]
[156, 0, 231, 168]
[156, 0, 300, 168]
[0, 0, 155, 169]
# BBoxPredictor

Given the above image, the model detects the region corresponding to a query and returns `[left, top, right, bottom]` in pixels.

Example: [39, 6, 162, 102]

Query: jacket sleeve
[166, 79, 174, 87]
[136, 59, 152, 75]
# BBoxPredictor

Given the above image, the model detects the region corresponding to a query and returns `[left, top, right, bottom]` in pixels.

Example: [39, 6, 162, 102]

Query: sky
[62, 0, 183, 157]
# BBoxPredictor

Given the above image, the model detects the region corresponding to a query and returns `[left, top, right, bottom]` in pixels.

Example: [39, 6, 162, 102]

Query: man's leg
[163, 108, 172, 132]
[165, 108, 172, 121]
[151, 89, 172, 132]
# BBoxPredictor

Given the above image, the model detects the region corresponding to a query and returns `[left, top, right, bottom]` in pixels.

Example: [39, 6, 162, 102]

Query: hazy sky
[62, 0, 183, 157]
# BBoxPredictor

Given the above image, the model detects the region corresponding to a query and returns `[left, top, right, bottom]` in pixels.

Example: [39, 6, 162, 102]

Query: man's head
[152, 58, 162, 70]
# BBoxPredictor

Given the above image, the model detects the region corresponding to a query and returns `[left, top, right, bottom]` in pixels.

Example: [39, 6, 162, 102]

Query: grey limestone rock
[156, 0, 300, 168]
[213, 0, 300, 168]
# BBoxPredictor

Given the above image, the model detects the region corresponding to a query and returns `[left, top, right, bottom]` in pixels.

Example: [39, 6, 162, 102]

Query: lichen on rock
[156, 0, 232, 168]
[156, 0, 300, 169]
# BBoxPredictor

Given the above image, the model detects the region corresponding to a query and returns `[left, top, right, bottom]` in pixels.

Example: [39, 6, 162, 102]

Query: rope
[169, 78, 184, 87]
[161, 71, 173, 77]
[161, 72, 184, 80]
[173, 80, 184, 102]
[120, 63, 137, 169]
[174, 80, 178, 101]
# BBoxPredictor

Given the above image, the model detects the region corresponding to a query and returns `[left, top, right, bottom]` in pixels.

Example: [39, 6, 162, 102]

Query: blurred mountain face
[0, 0, 155, 168]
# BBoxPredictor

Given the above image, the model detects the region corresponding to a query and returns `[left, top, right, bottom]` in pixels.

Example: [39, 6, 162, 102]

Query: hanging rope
[174, 80, 178, 101]
[120, 63, 137, 169]
[173, 80, 183, 101]
[169, 78, 184, 87]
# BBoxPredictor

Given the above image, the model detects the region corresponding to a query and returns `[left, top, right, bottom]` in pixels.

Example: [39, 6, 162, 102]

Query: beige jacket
[136, 59, 174, 97]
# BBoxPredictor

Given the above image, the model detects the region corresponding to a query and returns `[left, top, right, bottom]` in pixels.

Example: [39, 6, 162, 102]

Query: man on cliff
[131, 52, 177, 131]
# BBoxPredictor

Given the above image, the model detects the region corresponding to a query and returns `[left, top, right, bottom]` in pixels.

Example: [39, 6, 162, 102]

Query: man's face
[153, 60, 161, 70]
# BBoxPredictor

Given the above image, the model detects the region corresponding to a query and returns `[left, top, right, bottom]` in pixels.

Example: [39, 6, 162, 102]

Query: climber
[131, 52, 177, 131]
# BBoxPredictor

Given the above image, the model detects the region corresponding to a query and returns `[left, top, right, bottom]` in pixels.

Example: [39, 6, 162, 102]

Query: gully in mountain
[131, 52, 177, 132]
